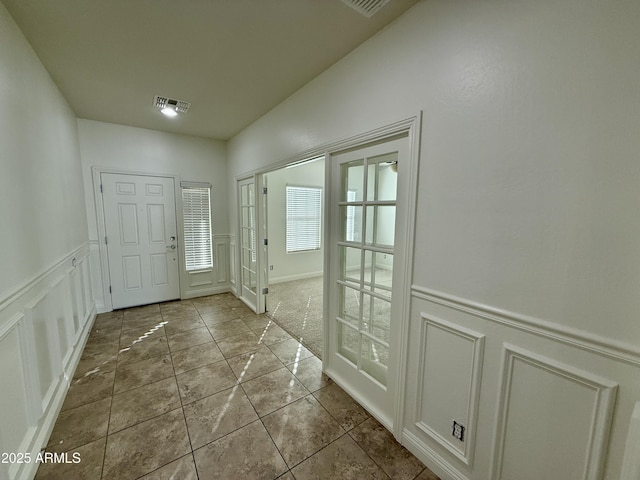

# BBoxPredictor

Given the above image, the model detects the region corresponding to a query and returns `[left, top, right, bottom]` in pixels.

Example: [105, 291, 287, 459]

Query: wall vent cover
[153, 95, 191, 113]
[340, 0, 391, 18]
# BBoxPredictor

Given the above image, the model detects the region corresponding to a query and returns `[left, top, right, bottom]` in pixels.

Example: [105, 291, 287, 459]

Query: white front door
[101, 173, 180, 309]
[325, 136, 408, 429]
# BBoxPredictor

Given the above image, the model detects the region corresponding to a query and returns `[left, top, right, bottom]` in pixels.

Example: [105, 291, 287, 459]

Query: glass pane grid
[335, 151, 398, 388]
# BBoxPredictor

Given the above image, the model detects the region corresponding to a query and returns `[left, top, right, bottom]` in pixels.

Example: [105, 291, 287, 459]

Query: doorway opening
[263, 156, 325, 358]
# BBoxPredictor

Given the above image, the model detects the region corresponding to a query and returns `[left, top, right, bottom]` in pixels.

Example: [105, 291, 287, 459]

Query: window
[286, 185, 322, 253]
[181, 182, 212, 271]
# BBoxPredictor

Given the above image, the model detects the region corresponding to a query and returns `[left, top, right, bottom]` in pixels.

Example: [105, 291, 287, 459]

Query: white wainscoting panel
[415, 315, 484, 467]
[25, 291, 62, 413]
[491, 344, 618, 480]
[229, 235, 237, 294]
[215, 240, 229, 284]
[0, 314, 34, 480]
[621, 402, 640, 480]
[0, 243, 96, 480]
[403, 290, 638, 480]
[89, 241, 106, 313]
[181, 234, 232, 299]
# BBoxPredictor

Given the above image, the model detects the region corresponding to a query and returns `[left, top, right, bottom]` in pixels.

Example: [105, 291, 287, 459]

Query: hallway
[36, 292, 438, 480]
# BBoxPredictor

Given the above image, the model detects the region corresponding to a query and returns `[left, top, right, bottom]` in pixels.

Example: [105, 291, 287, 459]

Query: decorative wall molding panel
[620, 402, 640, 480]
[89, 241, 107, 313]
[229, 235, 237, 294]
[411, 286, 640, 367]
[414, 315, 484, 467]
[181, 234, 232, 299]
[0, 243, 96, 480]
[403, 292, 638, 480]
[491, 344, 617, 480]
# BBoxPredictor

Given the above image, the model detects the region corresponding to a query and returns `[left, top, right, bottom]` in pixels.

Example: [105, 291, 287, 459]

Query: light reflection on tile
[41, 293, 434, 480]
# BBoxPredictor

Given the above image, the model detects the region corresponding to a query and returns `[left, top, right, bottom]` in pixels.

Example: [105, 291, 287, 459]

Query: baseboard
[269, 271, 323, 284]
[402, 429, 469, 480]
[181, 285, 232, 300]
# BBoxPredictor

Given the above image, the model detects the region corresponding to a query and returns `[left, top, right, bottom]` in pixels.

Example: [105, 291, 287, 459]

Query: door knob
[166, 244, 176, 249]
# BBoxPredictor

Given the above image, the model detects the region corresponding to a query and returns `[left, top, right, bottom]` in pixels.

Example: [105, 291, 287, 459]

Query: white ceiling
[4, 0, 418, 140]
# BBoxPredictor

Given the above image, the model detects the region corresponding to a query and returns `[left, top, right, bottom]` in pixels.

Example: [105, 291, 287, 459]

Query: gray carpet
[266, 276, 324, 359]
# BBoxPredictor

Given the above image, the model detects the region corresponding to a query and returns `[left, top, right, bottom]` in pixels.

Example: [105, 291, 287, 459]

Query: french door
[101, 173, 180, 309]
[325, 136, 409, 429]
[238, 177, 258, 310]
[237, 176, 268, 313]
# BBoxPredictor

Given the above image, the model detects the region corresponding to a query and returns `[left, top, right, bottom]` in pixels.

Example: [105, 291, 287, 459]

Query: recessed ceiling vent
[153, 95, 190, 113]
[340, 0, 391, 18]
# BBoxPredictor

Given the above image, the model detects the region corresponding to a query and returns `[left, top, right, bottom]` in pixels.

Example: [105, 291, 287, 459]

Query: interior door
[238, 177, 258, 310]
[101, 173, 180, 309]
[325, 136, 407, 429]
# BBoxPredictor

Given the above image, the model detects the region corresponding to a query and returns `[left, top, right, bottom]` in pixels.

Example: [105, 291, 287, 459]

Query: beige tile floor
[36, 292, 440, 480]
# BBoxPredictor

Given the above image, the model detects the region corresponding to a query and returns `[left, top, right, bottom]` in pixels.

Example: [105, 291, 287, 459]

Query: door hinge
[262, 287, 269, 295]
[263, 238, 268, 246]
[109, 286, 112, 294]
[262, 187, 268, 194]
[100, 184, 103, 193]
[104, 236, 108, 245]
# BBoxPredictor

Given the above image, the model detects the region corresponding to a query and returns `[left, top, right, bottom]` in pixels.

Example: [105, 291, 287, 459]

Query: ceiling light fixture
[153, 95, 191, 118]
[340, 0, 391, 18]
[161, 101, 178, 117]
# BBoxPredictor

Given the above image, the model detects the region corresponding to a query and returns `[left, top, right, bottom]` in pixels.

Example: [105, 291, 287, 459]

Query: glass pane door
[326, 136, 407, 429]
[337, 151, 397, 385]
[239, 178, 257, 309]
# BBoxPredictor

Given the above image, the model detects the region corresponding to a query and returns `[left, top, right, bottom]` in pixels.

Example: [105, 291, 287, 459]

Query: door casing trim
[322, 113, 422, 440]
[91, 166, 183, 312]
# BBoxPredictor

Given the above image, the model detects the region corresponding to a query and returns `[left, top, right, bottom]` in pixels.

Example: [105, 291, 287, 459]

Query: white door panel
[102, 173, 180, 309]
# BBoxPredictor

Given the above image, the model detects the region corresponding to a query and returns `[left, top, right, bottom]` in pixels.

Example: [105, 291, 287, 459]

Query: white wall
[77, 119, 231, 309]
[0, 4, 95, 479]
[227, 1, 640, 479]
[265, 159, 324, 283]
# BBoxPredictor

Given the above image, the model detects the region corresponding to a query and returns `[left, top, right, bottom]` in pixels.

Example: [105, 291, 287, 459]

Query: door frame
[322, 114, 421, 439]
[92, 166, 183, 312]
[231, 113, 421, 437]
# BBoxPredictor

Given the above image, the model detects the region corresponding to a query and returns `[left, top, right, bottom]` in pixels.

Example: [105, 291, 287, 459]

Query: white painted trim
[20, 307, 96, 480]
[269, 271, 323, 285]
[402, 429, 469, 480]
[24, 290, 62, 415]
[414, 314, 485, 467]
[0, 243, 89, 312]
[91, 166, 183, 310]
[214, 240, 229, 283]
[621, 401, 640, 480]
[490, 343, 618, 480]
[393, 112, 422, 440]
[181, 285, 232, 299]
[320, 113, 421, 439]
[411, 285, 640, 367]
[235, 114, 423, 179]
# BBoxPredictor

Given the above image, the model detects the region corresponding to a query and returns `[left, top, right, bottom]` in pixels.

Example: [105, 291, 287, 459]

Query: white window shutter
[286, 186, 322, 253]
[181, 184, 213, 271]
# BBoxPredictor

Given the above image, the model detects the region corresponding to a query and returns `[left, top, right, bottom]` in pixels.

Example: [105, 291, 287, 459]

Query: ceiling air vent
[340, 0, 391, 18]
[153, 95, 191, 113]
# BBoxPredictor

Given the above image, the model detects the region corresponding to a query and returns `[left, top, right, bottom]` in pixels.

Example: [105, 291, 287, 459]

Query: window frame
[181, 182, 213, 272]
[285, 184, 323, 254]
